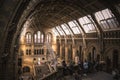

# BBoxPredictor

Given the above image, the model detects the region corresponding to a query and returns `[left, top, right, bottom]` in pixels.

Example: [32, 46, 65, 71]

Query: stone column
[83, 47, 87, 61]
[32, 38, 34, 56]
[60, 45, 63, 60]
[72, 45, 76, 62]
[65, 45, 68, 64]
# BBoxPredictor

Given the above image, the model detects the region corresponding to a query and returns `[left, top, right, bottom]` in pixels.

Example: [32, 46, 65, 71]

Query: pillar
[65, 45, 68, 64]
[60, 45, 63, 60]
[72, 45, 76, 62]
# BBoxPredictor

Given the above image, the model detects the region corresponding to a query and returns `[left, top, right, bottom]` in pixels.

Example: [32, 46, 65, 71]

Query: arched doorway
[23, 66, 30, 73]
[88, 52, 92, 61]
[112, 50, 119, 68]
[96, 54, 100, 62]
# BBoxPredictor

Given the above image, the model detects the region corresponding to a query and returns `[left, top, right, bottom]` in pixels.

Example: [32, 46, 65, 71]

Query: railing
[35, 67, 63, 80]
[34, 65, 79, 80]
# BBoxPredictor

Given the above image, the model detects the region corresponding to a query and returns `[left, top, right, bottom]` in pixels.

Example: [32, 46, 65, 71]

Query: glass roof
[61, 23, 72, 35]
[78, 15, 96, 33]
[95, 8, 119, 30]
[52, 8, 119, 36]
[68, 20, 81, 34]
[56, 26, 65, 35]
[52, 28, 59, 36]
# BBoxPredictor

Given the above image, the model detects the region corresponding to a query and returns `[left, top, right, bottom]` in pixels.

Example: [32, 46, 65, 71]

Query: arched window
[41, 34, 44, 43]
[34, 31, 44, 44]
[26, 49, 31, 55]
[34, 49, 37, 55]
[26, 49, 28, 55]
[37, 31, 41, 43]
[26, 32, 32, 44]
[34, 34, 37, 43]
[46, 33, 52, 43]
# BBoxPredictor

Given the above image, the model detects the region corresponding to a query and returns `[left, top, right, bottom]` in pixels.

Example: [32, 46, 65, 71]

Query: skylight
[78, 15, 96, 33]
[95, 8, 119, 30]
[52, 28, 59, 36]
[56, 26, 65, 35]
[61, 24, 72, 35]
[68, 20, 81, 34]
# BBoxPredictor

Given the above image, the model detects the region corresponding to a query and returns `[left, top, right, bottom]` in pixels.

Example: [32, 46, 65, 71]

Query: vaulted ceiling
[22, 0, 107, 30]
[0, 0, 120, 32]
[0, 0, 120, 52]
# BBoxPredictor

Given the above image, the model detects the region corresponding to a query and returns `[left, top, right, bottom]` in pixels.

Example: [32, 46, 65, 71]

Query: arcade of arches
[0, 0, 120, 80]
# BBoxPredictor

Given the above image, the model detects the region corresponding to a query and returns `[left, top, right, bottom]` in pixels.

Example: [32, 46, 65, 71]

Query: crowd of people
[62, 60, 100, 75]
[61, 59, 119, 80]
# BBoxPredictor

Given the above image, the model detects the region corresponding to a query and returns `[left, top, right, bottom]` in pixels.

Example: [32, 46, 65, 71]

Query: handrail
[34, 67, 63, 80]
[40, 71, 57, 80]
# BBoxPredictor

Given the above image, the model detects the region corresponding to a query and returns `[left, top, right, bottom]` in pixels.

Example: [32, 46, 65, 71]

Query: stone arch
[75, 43, 84, 61]
[45, 32, 53, 43]
[112, 49, 119, 68]
[85, 43, 100, 61]
[22, 66, 31, 73]
[104, 46, 119, 55]
[104, 46, 120, 68]
[25, 32, 32, 36]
